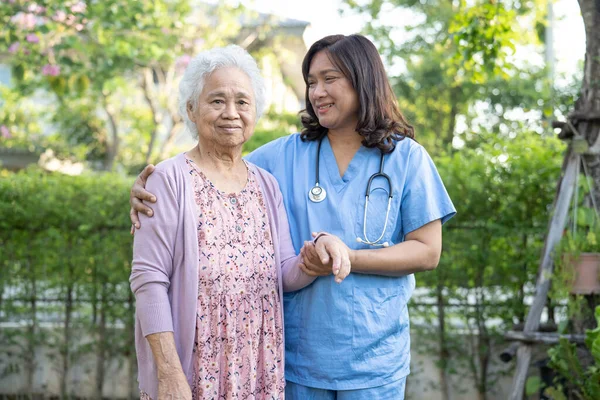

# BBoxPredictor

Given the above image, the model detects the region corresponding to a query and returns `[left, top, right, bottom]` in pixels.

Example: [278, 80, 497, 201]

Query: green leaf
[526, 376, 542, 396]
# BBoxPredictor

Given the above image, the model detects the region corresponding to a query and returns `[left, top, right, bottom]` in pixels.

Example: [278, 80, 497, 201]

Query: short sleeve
[244, 137, 284, 173]
[401, 145, 456, 235]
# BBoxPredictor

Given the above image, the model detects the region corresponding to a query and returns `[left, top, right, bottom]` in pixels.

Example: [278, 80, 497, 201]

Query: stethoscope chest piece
[309, 184, 326, 203]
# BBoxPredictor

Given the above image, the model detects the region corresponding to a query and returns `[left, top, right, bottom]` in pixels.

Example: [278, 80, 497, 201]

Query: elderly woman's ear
[186, 101, 194, 122]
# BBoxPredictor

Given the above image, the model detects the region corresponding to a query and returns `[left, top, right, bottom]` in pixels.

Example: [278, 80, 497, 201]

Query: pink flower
[8, 42, 20, 53]
[11, 13, 37, 30]
[42, 64, 60, 76]
[65, 14, 76, 26]
[70, 1, 87, 13]
[0, 125, 11, 139]
[26, 34, 39, 43]
[74, 23, 84, 31]
[28, 3, 46, 14]
[175, 54, 191, 71]
[53, 10, 67, 23]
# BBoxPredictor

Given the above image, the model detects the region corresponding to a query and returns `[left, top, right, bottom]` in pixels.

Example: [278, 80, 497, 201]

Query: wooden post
[508, 147, 579, 400]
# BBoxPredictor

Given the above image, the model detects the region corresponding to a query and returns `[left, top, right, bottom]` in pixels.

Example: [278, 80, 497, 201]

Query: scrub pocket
[352, 286, 408, 358]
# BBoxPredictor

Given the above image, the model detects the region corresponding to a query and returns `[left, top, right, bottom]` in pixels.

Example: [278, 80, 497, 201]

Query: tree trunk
[61, 280, 73, 399]
[26, 258, 37, 397]
[575, 0, 600, 333]
[445, 87, 460, 148]
[95, 283, 107, 400]
[475, 286, 489, 400]
[102, 93, 119, 171]
[159, 117, 183, 161]
[141, 68, 161, 165]
[577, 0, 600, 216]
[437, 281, 451, 400]
[516, 233, 528, 324]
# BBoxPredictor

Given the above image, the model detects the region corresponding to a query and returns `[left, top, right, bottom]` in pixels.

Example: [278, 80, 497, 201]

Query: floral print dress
[187, 157, 285, 400]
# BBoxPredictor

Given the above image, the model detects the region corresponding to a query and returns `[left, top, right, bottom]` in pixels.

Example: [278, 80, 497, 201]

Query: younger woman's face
[307, 50, 359, 134]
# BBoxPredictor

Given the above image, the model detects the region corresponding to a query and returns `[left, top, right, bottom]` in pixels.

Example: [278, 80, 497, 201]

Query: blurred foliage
[545, 306, 600, 399]
[340, 0, 584, 395]
[340, 0, 573, 153]
[410, 131, 565, 394]
[0, 167, 134, 395]
[0, 0, 591, 397]
[244, 109, 300, 154]
[0, 0, 269, 171]
[0, 131, 566, 395]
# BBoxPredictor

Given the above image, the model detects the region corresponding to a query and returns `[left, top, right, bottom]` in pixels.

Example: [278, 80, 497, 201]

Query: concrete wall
[0, 326, 543, 399]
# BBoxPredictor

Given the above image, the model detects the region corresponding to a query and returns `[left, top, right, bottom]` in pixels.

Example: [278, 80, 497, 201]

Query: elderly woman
[130, 45, 348, 400]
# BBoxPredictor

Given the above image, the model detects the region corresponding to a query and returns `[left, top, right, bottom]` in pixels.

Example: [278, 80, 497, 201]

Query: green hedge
[0, 167, 135, 397]
[0, 131, 567, 396]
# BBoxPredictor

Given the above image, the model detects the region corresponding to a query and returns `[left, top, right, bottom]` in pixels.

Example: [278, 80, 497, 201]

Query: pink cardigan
[130, 153, 314, 399]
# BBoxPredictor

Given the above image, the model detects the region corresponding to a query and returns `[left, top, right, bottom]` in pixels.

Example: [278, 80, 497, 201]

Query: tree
[341, 0, 551, 153]
[0, 0, 191, 170]
[339, 1, 580, 398]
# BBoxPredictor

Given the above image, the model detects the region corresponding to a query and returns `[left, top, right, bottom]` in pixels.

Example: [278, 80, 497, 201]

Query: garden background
[1, 0, 598, 399]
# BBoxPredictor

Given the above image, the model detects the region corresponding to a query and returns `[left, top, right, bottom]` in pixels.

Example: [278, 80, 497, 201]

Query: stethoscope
[308, 137, 393, 247]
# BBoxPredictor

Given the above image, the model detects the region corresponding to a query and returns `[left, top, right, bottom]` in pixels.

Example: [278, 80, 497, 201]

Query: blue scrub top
[246, 133, 456, 390]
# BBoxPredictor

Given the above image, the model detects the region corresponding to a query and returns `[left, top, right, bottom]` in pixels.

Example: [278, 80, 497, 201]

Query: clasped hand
[299, 233, 353, 283]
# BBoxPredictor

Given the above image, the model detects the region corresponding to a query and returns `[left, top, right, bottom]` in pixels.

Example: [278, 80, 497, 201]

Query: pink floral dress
[187, 157, 285, 399]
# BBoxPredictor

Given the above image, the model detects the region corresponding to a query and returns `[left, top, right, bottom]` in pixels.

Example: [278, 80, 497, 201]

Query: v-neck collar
[322, 135, 368, 192]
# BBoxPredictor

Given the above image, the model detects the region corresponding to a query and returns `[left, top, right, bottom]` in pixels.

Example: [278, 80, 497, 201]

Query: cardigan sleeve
[269, 177, 317, 292]
[130, 169, 178, 336]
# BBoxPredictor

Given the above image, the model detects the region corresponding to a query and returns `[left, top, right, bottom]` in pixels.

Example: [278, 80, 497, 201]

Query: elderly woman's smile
[187, 66, 257, 149]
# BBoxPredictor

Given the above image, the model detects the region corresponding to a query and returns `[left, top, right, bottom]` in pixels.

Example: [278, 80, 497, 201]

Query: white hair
[178, 45, 267, 139]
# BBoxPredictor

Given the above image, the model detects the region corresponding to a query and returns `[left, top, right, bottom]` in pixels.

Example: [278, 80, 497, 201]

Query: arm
[146, 332, 192, 400]
[301, 219, 441, 278]
[270, 179, 317, 292]
[351, 219, 441, 276]
[130, 170, 190, 398]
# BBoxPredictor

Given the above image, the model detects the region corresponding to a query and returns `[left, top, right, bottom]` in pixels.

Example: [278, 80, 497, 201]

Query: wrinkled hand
[130, 164, 157, 234]
[300, 233, 353, 283]
[157, 369, 192, 400]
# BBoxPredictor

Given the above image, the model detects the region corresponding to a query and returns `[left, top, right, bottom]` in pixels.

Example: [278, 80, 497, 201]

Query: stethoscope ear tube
[309, 136, 393, 247]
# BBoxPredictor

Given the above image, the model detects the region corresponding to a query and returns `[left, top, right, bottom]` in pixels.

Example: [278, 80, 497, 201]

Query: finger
[314, 241, 330, 265]
[302, 252, 318, 271]
[131, 196, 154, 217]
[299, 262, 318, 277]
[325, 242, 342, 275]
[311, 231, 318, 238]
[301, 252, 332, 276]
[130, 207, 141, 229]
[140, 164, 156, 184]
[131, 186, 157, 204]
[305, 242, 319, 261]
[132, 165, 157, 204]
[335, 252, 351, 283]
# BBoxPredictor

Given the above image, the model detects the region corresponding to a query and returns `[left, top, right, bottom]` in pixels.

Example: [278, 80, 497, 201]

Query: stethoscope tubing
[309, 136, 393, 247]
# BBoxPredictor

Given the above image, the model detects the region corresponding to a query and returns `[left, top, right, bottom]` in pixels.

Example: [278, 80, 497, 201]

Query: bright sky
[244, 0, 586, 78]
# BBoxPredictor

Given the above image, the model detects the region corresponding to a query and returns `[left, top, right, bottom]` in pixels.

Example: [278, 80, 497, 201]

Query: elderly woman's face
[188, 67, 257, 149]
